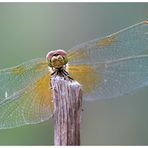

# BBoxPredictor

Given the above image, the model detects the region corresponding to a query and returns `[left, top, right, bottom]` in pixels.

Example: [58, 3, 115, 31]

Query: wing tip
[144, 20, 148, 24]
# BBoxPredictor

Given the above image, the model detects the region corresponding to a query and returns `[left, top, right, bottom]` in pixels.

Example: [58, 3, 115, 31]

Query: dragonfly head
[46, 49, 68, 69]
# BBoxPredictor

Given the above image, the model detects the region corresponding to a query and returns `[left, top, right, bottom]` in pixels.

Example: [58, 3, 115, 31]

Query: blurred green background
[0, 3, 148, 145]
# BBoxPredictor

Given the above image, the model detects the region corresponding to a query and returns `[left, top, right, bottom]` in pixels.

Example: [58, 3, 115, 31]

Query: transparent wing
[0, 58, 47, 101]
[67, 20, 148, 64]
[67, 20, 148, 100]
[68, 55, 148, 100]
[0, 59, 53, 129]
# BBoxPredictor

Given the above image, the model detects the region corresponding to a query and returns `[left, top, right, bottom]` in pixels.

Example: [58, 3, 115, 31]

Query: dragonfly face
[46, 49, 68, 68]
[0, 20, 148, 129]
[46, 50, 73, 80]
[49, 54, 65, 68]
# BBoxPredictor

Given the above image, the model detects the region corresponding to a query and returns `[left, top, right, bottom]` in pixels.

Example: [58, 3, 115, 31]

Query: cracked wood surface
[51, 75, 82, 145]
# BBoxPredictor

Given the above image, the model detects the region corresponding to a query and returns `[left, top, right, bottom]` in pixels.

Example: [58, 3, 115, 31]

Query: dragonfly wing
[69, 55, 148, 100]
[0, 58, 48, 101]
[67, 20, 148, 64]
[0, 59, 53, 129]
[67, 20, 148, 100]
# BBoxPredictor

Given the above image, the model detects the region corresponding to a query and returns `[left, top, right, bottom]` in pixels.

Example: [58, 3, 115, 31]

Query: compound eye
[46, 49, 68, 68]
[56, 49, 67, 56]
[46, 51, 55, 60]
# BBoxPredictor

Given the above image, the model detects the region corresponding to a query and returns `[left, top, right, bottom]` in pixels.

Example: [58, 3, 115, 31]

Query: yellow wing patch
[11, 60, 48, 76]
[68, 64, 101, 94]
[11, 65, 27, 75]
[67, 48, 88, 61]
[96, 34, 117, 47]
[31, 72, 53, 112]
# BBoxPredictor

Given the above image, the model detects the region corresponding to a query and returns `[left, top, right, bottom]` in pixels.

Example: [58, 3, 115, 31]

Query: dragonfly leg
[51, 71, 56, 76]
[51, 67, 73, 80]
[62, 69, 74, 80]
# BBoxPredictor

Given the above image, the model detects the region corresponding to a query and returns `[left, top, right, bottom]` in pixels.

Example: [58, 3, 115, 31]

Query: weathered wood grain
[51, 75, 82, 145]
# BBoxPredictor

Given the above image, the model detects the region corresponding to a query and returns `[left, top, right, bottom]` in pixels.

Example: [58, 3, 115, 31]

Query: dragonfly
[0, 20, 148, 129]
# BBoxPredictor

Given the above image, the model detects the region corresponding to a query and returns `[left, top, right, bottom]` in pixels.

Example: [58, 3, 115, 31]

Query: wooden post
[51, 75, 82, 145]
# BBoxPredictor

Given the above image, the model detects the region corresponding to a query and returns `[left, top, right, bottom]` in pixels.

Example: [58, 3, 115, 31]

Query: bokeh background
[0, 3, 148, 145]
